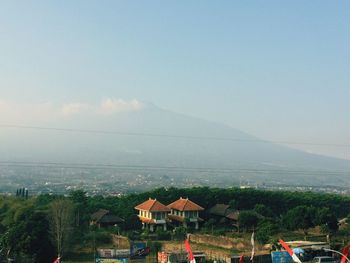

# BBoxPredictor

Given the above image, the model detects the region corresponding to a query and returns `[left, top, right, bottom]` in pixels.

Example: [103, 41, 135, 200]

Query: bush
[156, 228, 171, 240]
[172, 226, 187, 240]
[256, 221, 279, 244]
[94, 231, 112, 244]
[147, 241, 162, 254]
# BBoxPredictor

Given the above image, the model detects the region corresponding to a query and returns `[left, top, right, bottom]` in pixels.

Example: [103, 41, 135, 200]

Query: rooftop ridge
[135, 198, 170, 212]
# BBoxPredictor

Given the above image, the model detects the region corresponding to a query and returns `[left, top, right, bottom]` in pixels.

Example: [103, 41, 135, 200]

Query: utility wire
[0, 160, 349, 175]
[0, 124, 349, 148]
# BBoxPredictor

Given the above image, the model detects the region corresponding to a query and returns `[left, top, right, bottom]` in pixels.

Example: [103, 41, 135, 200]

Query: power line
[0, 160, 349, 176]
[0, 124, 349, 148]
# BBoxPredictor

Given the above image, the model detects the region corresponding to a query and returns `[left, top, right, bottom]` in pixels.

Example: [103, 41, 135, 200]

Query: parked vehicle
[312, 256, 340, 263]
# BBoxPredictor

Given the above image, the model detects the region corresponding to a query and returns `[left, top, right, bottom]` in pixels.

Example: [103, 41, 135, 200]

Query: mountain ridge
[1, 103, 350, 187]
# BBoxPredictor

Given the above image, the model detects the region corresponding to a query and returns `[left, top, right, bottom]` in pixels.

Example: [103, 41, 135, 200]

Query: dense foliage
[1, 187, 350, 262]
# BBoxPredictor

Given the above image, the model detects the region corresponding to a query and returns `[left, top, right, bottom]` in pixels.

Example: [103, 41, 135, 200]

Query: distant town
[0, 166, 349, 196]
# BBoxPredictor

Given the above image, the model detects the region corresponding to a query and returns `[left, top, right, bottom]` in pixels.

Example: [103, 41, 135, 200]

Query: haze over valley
[1, 99, 349, 195]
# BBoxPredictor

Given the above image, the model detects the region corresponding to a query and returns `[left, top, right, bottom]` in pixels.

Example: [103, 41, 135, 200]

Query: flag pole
[323, 248, 350, 263]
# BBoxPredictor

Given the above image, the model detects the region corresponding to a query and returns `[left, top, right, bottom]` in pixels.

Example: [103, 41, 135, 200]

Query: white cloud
[59, 98, 144, 116]
[100, 98, 143, 114]
[0, 98, 144, 121]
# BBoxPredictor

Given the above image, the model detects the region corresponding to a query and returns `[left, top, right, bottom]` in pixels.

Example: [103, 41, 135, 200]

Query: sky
[0, 1, 350, 159]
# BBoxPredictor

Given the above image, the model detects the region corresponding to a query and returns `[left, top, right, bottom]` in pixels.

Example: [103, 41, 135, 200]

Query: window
[156, 212, 161, 220]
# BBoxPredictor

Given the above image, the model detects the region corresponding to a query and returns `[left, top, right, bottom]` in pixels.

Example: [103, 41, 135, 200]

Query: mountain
[1, 102, 350, 187]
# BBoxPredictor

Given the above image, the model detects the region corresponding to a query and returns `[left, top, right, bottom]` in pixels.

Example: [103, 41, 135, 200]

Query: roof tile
[167, 197, 204, 211]
[135, 198, 170, 212]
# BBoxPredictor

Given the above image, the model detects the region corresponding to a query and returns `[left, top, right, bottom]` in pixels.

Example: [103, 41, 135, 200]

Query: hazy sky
[0, 1, 350, 159]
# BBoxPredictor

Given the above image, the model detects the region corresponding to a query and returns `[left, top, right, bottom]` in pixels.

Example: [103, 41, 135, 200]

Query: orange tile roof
[167, 197, 204, 211]
[135, 198, 170, 212]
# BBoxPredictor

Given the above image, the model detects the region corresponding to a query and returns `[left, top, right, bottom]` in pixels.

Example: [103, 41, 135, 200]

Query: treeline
[139, 187, 350, 217]
[1, 187, 350, 262]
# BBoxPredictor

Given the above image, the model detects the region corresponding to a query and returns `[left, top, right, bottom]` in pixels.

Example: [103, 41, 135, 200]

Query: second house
[167, 197, 204, 230]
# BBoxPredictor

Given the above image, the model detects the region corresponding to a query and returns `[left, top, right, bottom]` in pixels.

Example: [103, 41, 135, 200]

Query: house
[135, 198, 170, 231]
[208, 204, 239, 228]
[90, 209, 124, 228]
[167, 197, 204, 229]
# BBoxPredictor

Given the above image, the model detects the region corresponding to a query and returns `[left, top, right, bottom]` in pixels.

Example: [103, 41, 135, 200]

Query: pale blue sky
[0, 1, 350, 158]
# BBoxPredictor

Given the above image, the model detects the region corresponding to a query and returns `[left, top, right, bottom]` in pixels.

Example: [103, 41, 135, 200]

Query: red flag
[184, 239, 196, 263]
[239, 255, 244, 263]
[341, 244, 350, 263]
[279, 239, 302, 263]
[53, 257, 60, 263]
[279, 239, 293, 256]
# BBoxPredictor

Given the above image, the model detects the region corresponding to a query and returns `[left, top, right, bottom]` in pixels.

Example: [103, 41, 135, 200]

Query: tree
[49, 199, 75, 260]
[315, 208, 338, 234]
[0, 208, 54, 263]
[204, 218, 216, 235]
[238, 211, 259, 231]
[229, 200, 239, 210]
[254, 204, 273, 218]
[69, 190, 88, 227]
[256, 220, 279, 244]
[283, 206, 316, 236]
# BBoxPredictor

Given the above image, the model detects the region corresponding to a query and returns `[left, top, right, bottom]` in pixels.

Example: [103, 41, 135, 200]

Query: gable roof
[167, 197, 204, 211]
[91, 209, 124, 223]
[209, 204, 239, 221]
[135, 198, 170, 212]
[91, 209, 109, 222]
[99, 214, 124, 224]
[208, 204, 239, 220]
[208, 204, 230, 216]
[225, 210, 239, 221]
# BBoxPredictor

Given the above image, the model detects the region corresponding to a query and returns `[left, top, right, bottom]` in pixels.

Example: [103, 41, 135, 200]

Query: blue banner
[271, 251, 293, 263]
[130, 242, 150, 260]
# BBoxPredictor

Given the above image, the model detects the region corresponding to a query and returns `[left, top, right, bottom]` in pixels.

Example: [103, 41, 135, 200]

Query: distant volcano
[1, 102, 350, 187]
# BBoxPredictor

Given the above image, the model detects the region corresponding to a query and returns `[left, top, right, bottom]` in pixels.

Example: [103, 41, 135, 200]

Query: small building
[90, 209, 124, 228]
[135, 198, 170, 231]
[167, 197, 204, 229]
[208, 204, 239, 229]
